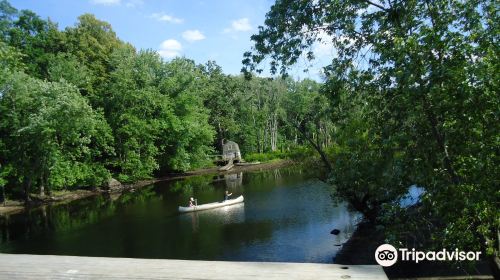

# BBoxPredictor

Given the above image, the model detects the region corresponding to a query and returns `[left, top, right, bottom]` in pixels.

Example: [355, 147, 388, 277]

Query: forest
[0, 0, 498, 268]
[0, 1, 329, 198]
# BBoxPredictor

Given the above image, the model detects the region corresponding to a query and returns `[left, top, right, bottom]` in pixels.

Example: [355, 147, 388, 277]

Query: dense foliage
[0, 1, 328, 200]
[244, 0, 499, 259]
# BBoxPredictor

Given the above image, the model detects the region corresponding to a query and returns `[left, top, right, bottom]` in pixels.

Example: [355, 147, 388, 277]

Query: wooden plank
[218, 164, 234, 171]
[219, 159, 234, 171]
[0, 254, 388, 280]
[235, 162, 261, 166]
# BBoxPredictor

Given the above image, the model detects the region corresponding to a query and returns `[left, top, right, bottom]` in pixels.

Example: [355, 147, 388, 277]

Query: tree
[0, 0, 16, 39]
[47, 52, 92, 93]
[0, 39, 24, 70]
[64, 13, 124, 105]
[232, 76, 288, 154]
[284, 78, 333, 170]
[106, 49, 214, 180]
[199, 61, 240, 152]
[105, 47, 171, 181]
[244, 0, 499, 257]
[0, 71, 113, 201]
[5, 9, 65, 78]
[159, 58, 215, 172]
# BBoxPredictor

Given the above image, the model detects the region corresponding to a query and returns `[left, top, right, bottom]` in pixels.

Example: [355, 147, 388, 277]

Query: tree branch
[364, 0, 389, 11]
[291, 122, 333, 172]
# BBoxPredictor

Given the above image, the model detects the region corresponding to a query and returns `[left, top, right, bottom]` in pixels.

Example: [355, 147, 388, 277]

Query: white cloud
[232, 18, 252, 31]
[223, 18, 252, 33]
[182, 30, 206, 42]
[151, 13, 184, 24]
[91, 0, 121, 5]
[125, 0, 143, 8]
[158, 39, 182, 59]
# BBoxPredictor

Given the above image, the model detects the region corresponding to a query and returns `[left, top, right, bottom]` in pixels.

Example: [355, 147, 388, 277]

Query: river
[0, 165, 360, 263]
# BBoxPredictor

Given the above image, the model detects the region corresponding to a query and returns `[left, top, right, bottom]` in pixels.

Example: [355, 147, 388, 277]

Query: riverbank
[0, 159, 294, 216]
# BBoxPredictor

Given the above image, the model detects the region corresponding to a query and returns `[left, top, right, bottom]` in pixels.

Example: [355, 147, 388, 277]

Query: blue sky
[9, 0, 332, 79]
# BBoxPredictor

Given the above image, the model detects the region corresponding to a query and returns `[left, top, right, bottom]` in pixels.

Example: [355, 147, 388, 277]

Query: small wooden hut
[222, 140, 242, 162]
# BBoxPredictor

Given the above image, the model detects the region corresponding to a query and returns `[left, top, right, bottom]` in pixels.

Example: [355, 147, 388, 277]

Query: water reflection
[187, 211, 199, 232]
[0, 165, 359, 263]
[180, 203, 246, 233]
[225, 173, 243, 189]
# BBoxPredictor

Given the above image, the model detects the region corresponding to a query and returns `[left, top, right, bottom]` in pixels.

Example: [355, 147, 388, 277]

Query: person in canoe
[189, 197, 197, 207]
[223, 190, 232, 201]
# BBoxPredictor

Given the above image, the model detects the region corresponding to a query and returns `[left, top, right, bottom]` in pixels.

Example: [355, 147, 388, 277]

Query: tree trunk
[270, 113, 278, 151]
[40, 171, 45, 197]
[418, 4, 460, 185]
[349, 193, 380, 224]
[293, 123, 333, 172]
[260, 128, 265, 153]
[23, 177, 32, 205]
[262, 125, 269, 152]
[39, 184, 44, 197]
[420, 93, 460, 185]
[1, 185, 5, 207]
[217, 122, 224, 153]
[275, 115, 278, 150]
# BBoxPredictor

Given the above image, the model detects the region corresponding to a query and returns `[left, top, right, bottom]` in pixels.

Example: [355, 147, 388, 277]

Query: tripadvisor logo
[375, 244, 482, 267]
[375, 244, 398, 267]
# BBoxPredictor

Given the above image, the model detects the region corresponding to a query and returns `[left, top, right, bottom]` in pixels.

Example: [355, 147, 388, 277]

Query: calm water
[0, 165, 359, 263]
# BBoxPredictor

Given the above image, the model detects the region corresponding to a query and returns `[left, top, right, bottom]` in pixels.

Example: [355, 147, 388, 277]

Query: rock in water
[106, 178, 123, 192]
[330, 229, 340, 235]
